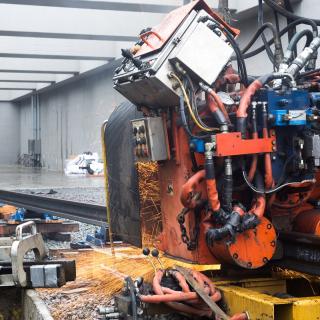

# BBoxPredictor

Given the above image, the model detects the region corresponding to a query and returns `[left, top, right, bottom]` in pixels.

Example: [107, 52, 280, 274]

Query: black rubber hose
[287, 29, 313, 52]
[258, 0, 276, 66]
[221, 164, 233, 213]
[205, 155, 215, 180]
[284, 0, 297, 57]
[264, 0, 320, 25]
[241, 23, 278, 54]
[242, 18, 318, 59]
[202, 17, 248, 86]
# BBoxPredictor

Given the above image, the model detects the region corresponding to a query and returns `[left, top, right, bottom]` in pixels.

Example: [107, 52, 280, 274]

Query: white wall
[0, 102, 20, 164]
[18, 63, 125, 171]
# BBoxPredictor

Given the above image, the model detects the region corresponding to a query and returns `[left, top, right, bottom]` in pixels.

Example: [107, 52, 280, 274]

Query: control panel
[132, 117, 169, 162]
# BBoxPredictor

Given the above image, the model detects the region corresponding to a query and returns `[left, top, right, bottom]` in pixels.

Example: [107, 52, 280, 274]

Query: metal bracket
[11, 221, 47, 287]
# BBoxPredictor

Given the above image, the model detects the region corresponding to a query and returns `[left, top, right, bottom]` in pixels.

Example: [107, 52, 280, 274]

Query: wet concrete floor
[0, 165, 104, 191]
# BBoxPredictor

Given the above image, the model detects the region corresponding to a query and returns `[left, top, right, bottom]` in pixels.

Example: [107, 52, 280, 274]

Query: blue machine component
[310, 92, 320, 108]
[42, 212, 59, 221]
[255, 89, 319, 183]
[86, 227, 107, 246]
[259, 89, 311, 127]
[272, 109, 312, 126]
[10, 208, 26, 222]
[190, 138, 205, 153]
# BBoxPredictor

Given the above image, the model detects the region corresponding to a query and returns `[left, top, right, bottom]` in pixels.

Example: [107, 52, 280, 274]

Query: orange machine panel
[215, 132, 275, 157]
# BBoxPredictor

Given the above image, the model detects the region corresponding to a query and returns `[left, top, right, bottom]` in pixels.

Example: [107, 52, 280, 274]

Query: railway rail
[0, 189, 108, 227]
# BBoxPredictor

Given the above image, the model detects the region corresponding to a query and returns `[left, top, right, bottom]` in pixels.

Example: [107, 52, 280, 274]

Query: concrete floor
[0, 165, 104, 191]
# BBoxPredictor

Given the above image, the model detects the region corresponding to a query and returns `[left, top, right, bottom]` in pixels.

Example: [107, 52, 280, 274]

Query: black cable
[208, 20, 249, 87]
[242, 18, 318, 59]
[178, 96, 212, 139]
[264, 0, 320, 25]
[183, 75, 210, 130]
[258, 0, 276, 65]
[242, 154, 296, 194]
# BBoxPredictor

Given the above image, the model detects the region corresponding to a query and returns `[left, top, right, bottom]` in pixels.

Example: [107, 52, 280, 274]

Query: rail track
[0, 189, 108, 227]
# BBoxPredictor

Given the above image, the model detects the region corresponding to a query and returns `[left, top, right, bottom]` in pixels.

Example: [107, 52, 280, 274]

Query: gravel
[14, 186, 106, 205]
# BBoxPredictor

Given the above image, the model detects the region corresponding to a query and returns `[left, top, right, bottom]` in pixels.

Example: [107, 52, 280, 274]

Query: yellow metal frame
[101, 120, 115, 254]
[215, 278, 320, 320]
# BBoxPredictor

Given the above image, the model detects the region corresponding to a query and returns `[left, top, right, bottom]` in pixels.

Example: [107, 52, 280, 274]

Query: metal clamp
[15, 220, 37, 240]
[11, 221, 47, 287]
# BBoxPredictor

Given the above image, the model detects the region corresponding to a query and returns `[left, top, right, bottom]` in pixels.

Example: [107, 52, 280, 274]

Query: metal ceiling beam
[0, 53, 112, 60]
[0, 69, 77, 75]
[0, 90, 32, 101]
[0, 0, 178, 13]
[13, 58, 121, 102]
[0, 5, 166, 38]
[0, 58, 105, 74]
[0, 30, 137, 41]
[0, 79, 54, 83]
[0, 36, 128, 60]
[0, 82, 51, 90]
[0, 73, 62, 82]
[0, 88, 35, 90]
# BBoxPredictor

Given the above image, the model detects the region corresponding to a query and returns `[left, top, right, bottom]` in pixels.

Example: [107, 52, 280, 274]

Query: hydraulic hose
[262, 103, 273, 189]
[204, 147, 221, 212]
[280, 29, 314, 68]
[221, 158, 233, 213]
[247, 172, 266, 223]
[258, 0, 282, 68]
[264, 0, 320, 25]
[236, 78, 265, 135]
[199, 82, 230, 127]
[180, 170, 205, 209]
[286, 36, 320, 77]
[287, 29, 313, 53]
[241, 23, 280, 55]
[201, 16, 248, 86]
[242, 18, 318, 59]
[248, 103, 258, 182]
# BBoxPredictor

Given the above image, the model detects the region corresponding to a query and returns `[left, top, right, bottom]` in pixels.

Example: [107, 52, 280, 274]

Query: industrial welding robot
[106, 0, 320, 318]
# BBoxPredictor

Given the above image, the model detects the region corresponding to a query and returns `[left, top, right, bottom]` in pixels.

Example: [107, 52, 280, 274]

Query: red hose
[249, 194, 266, 218]
[140, 269, 248, 319]
[140, 270, 213, 317]
[206, 179, 221, 212]
[224, 73, 241, 84]
[180, 170, 205, 209]
[207, 90, 230, 123]
[248, 132, 258, 182]
[236, 79, 263, 118]
[263, 128, 274, 189]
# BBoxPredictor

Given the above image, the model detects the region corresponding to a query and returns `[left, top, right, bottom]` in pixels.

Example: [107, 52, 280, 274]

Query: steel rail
[0, 189, 108, 227]
[272, 231, 320, 276]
